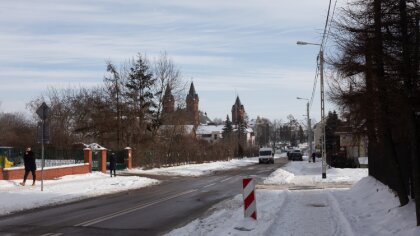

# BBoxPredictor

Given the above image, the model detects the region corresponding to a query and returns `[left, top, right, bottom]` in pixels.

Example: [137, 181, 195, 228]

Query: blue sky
[0, 0, 338, 123]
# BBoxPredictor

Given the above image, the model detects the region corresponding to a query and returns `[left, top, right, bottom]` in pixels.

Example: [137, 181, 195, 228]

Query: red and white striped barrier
[242, 178, 257, 220]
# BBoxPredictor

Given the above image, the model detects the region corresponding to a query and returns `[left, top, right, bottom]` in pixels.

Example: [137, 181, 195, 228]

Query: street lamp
[297, 40, 326, 179]
[297, 97, 312, 162]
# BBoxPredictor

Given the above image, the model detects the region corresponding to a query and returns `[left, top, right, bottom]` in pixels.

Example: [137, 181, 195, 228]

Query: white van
[258, 147, 274, 164]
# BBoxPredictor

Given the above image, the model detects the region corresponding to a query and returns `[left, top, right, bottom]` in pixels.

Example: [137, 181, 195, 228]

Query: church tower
[162, 85, 175, 115]
[232, 96, 245, 125]
[186, 82, 199, 125]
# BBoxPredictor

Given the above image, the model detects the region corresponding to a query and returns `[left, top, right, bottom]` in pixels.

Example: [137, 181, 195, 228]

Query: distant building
[186, 82, 199, 126]
[231, 96, 245, 125]
[196, 125, 224, 143]
[313, 122, 323, 151]
[335, 125, 368, 160]
[162, 82, 200, 126]
[162, 85, 175, 114]
[160, 86, 256, 146]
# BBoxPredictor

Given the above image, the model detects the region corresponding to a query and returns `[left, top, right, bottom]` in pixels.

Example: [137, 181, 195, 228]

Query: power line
[308, 0, 336, 113]
[321, 0, 333, 48]
[309, 63, 320, 110]
[324, 0, 339, 48]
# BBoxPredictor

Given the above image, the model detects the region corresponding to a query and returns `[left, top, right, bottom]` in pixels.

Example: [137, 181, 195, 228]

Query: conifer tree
[222, 115, 233, 139]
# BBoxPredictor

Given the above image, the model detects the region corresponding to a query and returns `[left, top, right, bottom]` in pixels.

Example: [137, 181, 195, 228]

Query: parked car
[259, 147, 274, 164]
[288, 150, 303, 161]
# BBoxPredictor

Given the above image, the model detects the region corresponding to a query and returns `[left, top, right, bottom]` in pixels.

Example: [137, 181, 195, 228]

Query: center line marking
[220, 177, 233, 182]
[75, 189, 197, 227]
[203, 183, 216, 188]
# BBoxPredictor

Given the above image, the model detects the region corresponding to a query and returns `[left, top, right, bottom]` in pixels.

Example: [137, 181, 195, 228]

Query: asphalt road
[0, 158, 287, 236]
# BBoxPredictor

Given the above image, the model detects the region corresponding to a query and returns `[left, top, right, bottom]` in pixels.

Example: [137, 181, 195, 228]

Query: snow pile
[264, 160, 368, 185]
[332, 177, 420, 236]
[167, 177, 420, 236]
[127, 157, 260, 177]
[0, 172, 159, 216]
[167, 190, 288, 236]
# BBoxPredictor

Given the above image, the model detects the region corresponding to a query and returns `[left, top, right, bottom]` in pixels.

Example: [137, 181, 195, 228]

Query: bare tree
[152, 52, 186, 132]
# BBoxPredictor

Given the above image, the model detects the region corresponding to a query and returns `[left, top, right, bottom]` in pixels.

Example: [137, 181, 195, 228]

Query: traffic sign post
[36, 102, 50, 191]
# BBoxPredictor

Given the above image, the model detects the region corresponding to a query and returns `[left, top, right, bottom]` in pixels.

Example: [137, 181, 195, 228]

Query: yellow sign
[0, 155, 14, 168]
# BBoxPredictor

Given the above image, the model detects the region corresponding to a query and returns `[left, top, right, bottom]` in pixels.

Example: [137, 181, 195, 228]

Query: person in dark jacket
[312, 152, 316, 163]
[109, 152, 117, 177]
[20, 147, 36, 186]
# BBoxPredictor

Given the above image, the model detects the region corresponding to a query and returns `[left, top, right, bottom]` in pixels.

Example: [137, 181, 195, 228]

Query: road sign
[36, 102, 50, 120]
[37, 121, 50, 144]
[35, 102, 50, 192]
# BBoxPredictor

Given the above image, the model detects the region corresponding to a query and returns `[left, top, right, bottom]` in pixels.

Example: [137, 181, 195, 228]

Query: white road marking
[75, 189, 198, 227]
[220, 177, 233, 182]
[202, 183, 216, 188]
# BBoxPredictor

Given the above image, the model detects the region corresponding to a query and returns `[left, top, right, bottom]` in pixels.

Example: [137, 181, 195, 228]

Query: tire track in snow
[325, 190, 355, 236]
[265, 190, 353, 236]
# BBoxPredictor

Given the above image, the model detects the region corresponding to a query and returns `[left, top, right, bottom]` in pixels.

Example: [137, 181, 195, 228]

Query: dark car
[288, 150, 303, 161]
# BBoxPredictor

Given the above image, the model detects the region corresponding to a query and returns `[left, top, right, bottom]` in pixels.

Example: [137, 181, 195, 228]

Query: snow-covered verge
[332, 177, 420, 236]
[0, 172, 159, 216]
[167, 177, 420, 236]
[126, 157, 262, 177]
[167, 159, 418, 236]
[264, 159, 368, 185]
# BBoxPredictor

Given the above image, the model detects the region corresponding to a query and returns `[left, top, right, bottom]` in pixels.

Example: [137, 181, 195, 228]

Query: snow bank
[332, 177, 420, 236]
[0, 172, 159, 216]
[167, 190, 288, 236]
[127, 157, 259, 177]
[168, 176, 420, 236]
[264, 160, 368, 185]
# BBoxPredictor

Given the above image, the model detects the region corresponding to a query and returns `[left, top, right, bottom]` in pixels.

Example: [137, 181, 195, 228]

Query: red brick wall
[0, 164, 91, 180]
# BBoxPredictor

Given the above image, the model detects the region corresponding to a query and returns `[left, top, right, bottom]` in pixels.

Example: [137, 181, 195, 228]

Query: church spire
[186, 82, 199, 125]
[232, 95, 245, 125]
[188, 82, 197, 96]
[162, 84, 174, 114]
[235, 96, 242, 106]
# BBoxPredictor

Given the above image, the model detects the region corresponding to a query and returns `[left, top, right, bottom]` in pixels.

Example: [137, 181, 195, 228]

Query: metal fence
[0, 147, 84, 168]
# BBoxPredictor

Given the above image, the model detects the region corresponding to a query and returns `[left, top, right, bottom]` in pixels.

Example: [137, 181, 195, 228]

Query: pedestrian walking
[20, 147, 36, 186]
[312, 152, 316, 163]
[109, 152, 117, 177]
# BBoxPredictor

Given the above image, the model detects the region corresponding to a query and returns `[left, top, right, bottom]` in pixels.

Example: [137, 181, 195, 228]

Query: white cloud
[0, 0, 339, 120]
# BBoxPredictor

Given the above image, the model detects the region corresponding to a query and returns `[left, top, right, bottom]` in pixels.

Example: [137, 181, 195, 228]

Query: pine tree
[124, 53, 156, 134]
[325, 111, 340, 156]
[222, 115, 233, 139]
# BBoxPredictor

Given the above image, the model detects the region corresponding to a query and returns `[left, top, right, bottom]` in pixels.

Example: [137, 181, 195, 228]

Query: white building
[195, 125, 224, 143]
[196, 125, 255, 146]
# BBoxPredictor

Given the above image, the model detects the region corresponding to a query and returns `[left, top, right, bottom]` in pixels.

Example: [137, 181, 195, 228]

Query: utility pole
[306, 102, 313, 162]
[320, 49, 326, 179]
[297, 41, 326, 178]
[297, 97, 312, 161]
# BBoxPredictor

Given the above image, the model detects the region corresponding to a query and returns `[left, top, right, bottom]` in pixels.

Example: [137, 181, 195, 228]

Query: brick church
[162, 82, 200, 126]
[161, 82, 254, 145]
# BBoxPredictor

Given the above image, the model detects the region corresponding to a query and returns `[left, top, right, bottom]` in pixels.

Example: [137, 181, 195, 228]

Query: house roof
[196, 125, 224, 134]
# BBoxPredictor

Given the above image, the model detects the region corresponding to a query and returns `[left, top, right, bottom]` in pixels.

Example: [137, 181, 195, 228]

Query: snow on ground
[126, 156, 268, 177]
[167, 160, 419, 236]
[264, 158, 368, 185]
[2, 155, 418, 235]
[0, 172, 159, 216]
[332, 177, 419, 236]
